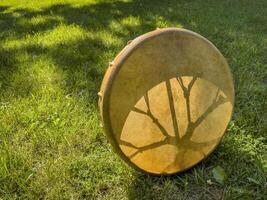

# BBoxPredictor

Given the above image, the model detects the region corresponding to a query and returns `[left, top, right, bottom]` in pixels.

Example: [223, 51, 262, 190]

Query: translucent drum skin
[98, 28, 234, 175]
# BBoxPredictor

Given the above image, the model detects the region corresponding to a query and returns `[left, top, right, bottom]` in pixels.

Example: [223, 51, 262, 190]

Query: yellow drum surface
[99, 28, 234, 175]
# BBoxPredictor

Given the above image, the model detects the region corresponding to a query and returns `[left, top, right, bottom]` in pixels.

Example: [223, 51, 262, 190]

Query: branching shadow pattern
[119, 76, 230, 173]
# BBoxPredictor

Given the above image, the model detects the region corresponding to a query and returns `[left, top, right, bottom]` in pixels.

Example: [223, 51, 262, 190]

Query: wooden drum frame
[98, 28, 234, 175]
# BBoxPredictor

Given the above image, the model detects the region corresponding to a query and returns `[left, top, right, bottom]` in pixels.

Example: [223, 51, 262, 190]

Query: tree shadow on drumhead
[118, 76, 232, 174]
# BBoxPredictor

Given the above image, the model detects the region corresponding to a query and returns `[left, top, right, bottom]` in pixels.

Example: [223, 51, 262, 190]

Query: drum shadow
[126, 128, 266, 199]
[117, 75, 233, 174]
[127, 172, 194, 199]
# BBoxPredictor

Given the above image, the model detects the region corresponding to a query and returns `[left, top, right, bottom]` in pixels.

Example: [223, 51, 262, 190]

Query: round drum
[99, 28, 234, 175]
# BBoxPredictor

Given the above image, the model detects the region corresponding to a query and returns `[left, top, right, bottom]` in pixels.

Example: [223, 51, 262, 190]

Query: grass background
[0, 0, 266, 199]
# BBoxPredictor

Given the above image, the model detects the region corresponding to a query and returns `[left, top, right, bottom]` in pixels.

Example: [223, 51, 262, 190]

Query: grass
[0, 0, 266, 199]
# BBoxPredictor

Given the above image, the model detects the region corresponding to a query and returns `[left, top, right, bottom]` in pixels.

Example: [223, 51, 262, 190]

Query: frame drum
[99, 28, 234, 175]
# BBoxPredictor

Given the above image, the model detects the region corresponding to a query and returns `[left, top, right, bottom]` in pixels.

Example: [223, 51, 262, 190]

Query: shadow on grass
[1, 0, 266, 97]
[127, 133, 266, 199]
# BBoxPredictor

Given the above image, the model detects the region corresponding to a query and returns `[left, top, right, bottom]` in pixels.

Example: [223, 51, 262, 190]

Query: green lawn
[0, 0, 266, 199]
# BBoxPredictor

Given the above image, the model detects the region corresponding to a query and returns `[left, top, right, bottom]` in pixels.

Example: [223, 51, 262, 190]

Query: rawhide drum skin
[98, 28, 234, 175]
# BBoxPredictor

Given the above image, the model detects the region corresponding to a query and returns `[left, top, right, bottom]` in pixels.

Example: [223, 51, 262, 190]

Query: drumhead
[99, 28, 234, 175]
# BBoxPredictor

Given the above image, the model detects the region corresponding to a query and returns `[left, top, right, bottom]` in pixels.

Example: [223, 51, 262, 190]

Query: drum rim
[100, 27, 235, 175]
